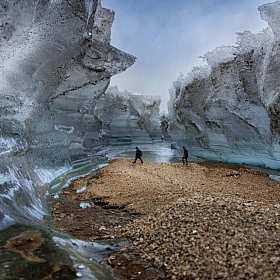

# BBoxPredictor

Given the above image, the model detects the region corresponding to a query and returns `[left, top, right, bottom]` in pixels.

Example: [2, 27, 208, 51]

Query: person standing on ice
[182, 146, 188, 165]
[133, 147, 143, 163]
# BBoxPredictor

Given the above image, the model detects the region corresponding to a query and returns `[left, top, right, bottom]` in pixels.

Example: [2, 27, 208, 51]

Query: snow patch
[80, 202, 91, 209]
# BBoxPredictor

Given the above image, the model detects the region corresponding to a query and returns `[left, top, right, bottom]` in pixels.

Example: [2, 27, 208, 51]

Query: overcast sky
[102, 0, 270, 110]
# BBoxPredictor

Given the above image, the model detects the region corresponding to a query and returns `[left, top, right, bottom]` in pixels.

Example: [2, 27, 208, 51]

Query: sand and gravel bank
[51, 158, 280, 279]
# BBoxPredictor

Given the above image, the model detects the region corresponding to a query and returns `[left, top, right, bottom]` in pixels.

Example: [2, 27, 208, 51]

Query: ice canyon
[168, 2, 280, 170]
[1, 0, 280, 279]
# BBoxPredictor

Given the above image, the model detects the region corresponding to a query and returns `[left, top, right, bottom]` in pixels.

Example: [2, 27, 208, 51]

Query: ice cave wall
[0, 0, 136, 169]
[0, 0, 139, 223]
[168, 1, 280, 169]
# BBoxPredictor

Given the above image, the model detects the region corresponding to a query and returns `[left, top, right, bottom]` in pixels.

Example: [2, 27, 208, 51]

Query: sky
[102, 0, 270, 110]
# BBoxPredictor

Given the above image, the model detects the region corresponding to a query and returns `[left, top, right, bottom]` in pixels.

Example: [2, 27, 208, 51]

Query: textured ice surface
[95, 86, 162, 145]
[169, 2, 280, 169]
[0, 0, 137, 222]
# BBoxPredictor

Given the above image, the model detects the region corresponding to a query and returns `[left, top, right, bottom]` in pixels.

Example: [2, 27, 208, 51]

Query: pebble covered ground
[51, 158, 280, 279]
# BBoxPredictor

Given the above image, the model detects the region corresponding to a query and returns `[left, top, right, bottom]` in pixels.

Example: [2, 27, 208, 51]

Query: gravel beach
[51, 158, 280, 279]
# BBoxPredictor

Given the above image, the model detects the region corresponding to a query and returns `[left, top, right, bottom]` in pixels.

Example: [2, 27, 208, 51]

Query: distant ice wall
[95, 86, 162, 145]
[168, 2, 280, 169]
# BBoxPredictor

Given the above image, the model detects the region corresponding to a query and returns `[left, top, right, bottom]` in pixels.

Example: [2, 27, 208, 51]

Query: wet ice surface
[53, 236, 128, 280]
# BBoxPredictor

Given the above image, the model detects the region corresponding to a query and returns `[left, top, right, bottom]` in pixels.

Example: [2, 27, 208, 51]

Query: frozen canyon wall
[168, 1, 280, 169]
[0, 0, 139, 226]
[96, 86, 162, 145]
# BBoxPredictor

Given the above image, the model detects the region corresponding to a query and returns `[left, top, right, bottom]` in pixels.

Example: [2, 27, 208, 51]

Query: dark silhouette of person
[133, 147, 143, 163]
[182, 146, 188, 165]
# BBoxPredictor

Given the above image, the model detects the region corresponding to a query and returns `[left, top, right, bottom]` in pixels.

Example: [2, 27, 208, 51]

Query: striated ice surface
[0, 0, 137, 223]
[95, 86, 162, 145]
[85, 0, 95, 22]
[168, 1, 280, 170]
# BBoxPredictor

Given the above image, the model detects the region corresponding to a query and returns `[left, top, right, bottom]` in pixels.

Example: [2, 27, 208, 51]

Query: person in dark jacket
[133, 147, 143, 163]
[182, 146, 188, 165]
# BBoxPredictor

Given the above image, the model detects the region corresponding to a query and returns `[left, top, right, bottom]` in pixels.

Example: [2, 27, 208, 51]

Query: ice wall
[168, 2, 280, 169]
[95, 86, 162, 145]
[0, 0, 136, 225]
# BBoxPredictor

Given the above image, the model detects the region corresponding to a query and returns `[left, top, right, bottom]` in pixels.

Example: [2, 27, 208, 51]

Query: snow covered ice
[168, 1, 280, 170]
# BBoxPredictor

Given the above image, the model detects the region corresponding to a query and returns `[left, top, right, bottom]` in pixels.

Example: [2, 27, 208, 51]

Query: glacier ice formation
[0, 0, 137, 225]
[96, 86, 162, 145]
[168, 1, 280, 170]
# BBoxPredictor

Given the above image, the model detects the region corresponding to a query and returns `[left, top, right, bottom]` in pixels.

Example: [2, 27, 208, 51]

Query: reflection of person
[182, 146, 188, 165]
[133, 147, 143, 163]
